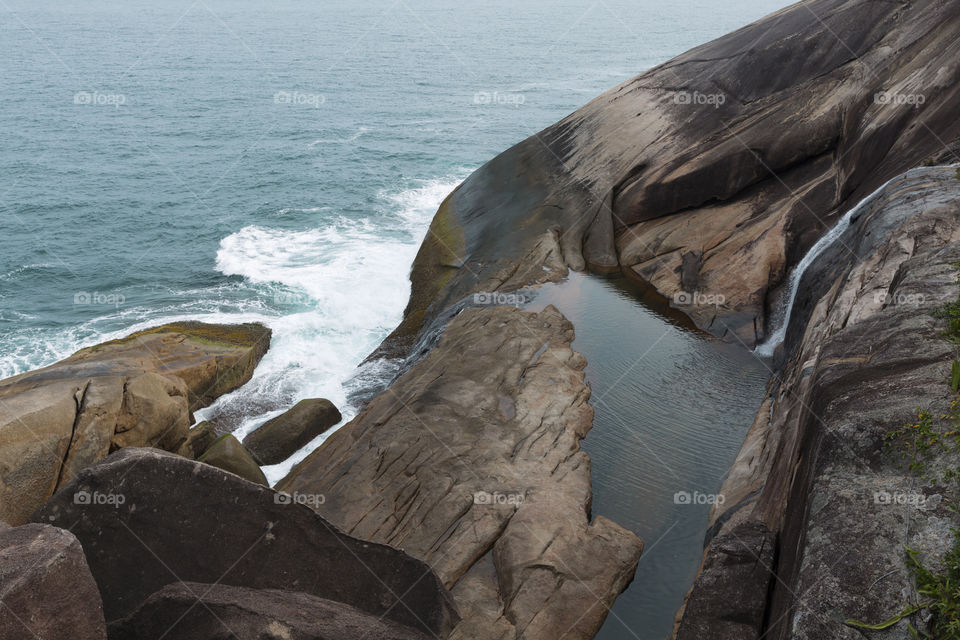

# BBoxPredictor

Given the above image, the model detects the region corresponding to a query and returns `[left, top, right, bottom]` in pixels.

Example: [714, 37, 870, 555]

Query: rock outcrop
[0, 523, 107, 640]
[108, 583, 435, 640]
[677, 166, 960, 638]
[377, 0, 960, 359]
[0, 321, 270, 525]
[198, 434, 269, 486]
[243, 398, 342, 465]
[279, 306, 644, 640]
[176, 420, 218, 459]
[33, 448, 458, 637]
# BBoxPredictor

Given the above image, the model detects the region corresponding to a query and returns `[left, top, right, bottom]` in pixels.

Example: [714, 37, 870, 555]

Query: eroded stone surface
[0, 322, 270, 525]
[280, 305, 643, 640]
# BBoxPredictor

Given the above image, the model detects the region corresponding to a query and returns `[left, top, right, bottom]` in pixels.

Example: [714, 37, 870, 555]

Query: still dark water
[528, 272, 770, 640]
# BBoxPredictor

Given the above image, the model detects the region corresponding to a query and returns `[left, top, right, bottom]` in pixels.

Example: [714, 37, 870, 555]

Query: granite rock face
[280, 305, 644, 640]
[0, 523, 107, 640]
[677, 167, 960, 638]
[108, 583, 435, 640]
[33, 448, 458, 637]
[380, 0, 960, 357]
[0, 322, 270, 525]
[243, 398, 342, 465]
[198, 433, 269, 486]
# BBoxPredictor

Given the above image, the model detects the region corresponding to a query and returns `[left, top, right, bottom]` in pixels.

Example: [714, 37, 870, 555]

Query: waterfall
[754, 164, 958, 357]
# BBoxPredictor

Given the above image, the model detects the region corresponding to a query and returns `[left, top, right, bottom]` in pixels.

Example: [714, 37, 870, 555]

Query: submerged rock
[198, 434, 268, 486]
[0, 523, 107, 640]
[108, 583, 434, 640]
[279, 305, 643, 640]
[378, 0, 960, 358]
[0, 321, 270, 525]
[243, 398, 342, 465]
[33, 447, 458, 637]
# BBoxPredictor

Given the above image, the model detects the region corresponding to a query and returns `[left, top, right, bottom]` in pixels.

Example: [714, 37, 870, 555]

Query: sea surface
[1, 1, 788, 637]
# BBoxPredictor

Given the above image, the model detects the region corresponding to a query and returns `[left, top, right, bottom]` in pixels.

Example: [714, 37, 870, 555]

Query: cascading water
[754, 164, 959, 357]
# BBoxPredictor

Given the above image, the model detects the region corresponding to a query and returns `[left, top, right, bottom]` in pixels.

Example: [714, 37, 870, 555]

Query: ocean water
[1, 0, 789, 635]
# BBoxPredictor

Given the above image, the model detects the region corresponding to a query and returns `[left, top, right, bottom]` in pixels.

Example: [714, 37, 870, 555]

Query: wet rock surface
[279, 305, 644, 640]
[0, 322, 270, 525]
[382, 0, 960, 358]
[243, 398, 342, 465]
[678, 167, 960, 639]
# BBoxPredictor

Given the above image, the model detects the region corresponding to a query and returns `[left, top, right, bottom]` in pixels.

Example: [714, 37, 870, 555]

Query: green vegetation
[847, 264, 960, 637]
[933, 263, 960, 343]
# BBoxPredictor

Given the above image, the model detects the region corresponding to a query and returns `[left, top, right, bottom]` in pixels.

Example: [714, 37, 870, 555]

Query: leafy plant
[953, 360, 960, 393]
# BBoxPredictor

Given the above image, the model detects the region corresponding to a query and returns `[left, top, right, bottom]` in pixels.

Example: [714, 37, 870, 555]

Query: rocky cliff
[378, 0, 960, 360]
[678, 166, 960, 638]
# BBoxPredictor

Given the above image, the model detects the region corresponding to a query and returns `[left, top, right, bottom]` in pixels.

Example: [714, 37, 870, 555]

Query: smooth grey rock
[243, 398, 341, 465]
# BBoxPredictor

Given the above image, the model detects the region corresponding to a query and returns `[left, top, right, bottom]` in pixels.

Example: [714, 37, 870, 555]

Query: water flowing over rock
[33, 448, 458, 637]
[0, 322, 270, 525]
[279, 305, 644, 640]
[379, 0, 960, 358]
[679, 166, 960, 638]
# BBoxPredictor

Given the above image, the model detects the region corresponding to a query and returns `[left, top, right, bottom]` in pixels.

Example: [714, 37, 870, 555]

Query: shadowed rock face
[0, 523, 107, 640]
[679, 166, 960, 639]
[279, 305, 644, 640]
[32, 448, 458, 637]
[108, 583, 434, 640]
[0, 322, 270, 525]
[382, 0, 960, 357]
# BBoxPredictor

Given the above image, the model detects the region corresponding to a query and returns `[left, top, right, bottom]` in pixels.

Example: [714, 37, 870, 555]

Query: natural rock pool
[526, 271, 770, 639]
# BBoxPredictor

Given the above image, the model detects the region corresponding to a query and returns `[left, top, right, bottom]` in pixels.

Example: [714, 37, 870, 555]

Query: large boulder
[0, 321, 270, 525]
[108, 583, 433, 640]
[243, 398, 342, 465]
[176, 420, 219, 459]
[0, 523, 107, 640]
[32, 448, 458, 637]
[198, 434, 268, 486]
[279, 305, 643, 640]
[375, 0, 960, 359]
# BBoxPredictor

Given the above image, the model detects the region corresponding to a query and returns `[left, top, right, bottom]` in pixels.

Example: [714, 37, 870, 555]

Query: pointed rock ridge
[279, 305, 644, 640]
[0, 523, 107, 640]
[32, 447, 459, 637]
[379, 0, 960, 356]
[0, 321, 270, 525]
[677, 166, 960, 638]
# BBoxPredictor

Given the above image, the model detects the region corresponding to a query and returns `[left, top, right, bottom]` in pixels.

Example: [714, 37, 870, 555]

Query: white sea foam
[203, 174, 466, 483]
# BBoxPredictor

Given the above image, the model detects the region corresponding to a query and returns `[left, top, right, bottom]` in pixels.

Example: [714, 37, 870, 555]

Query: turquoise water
[1, 1, 787, 636]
